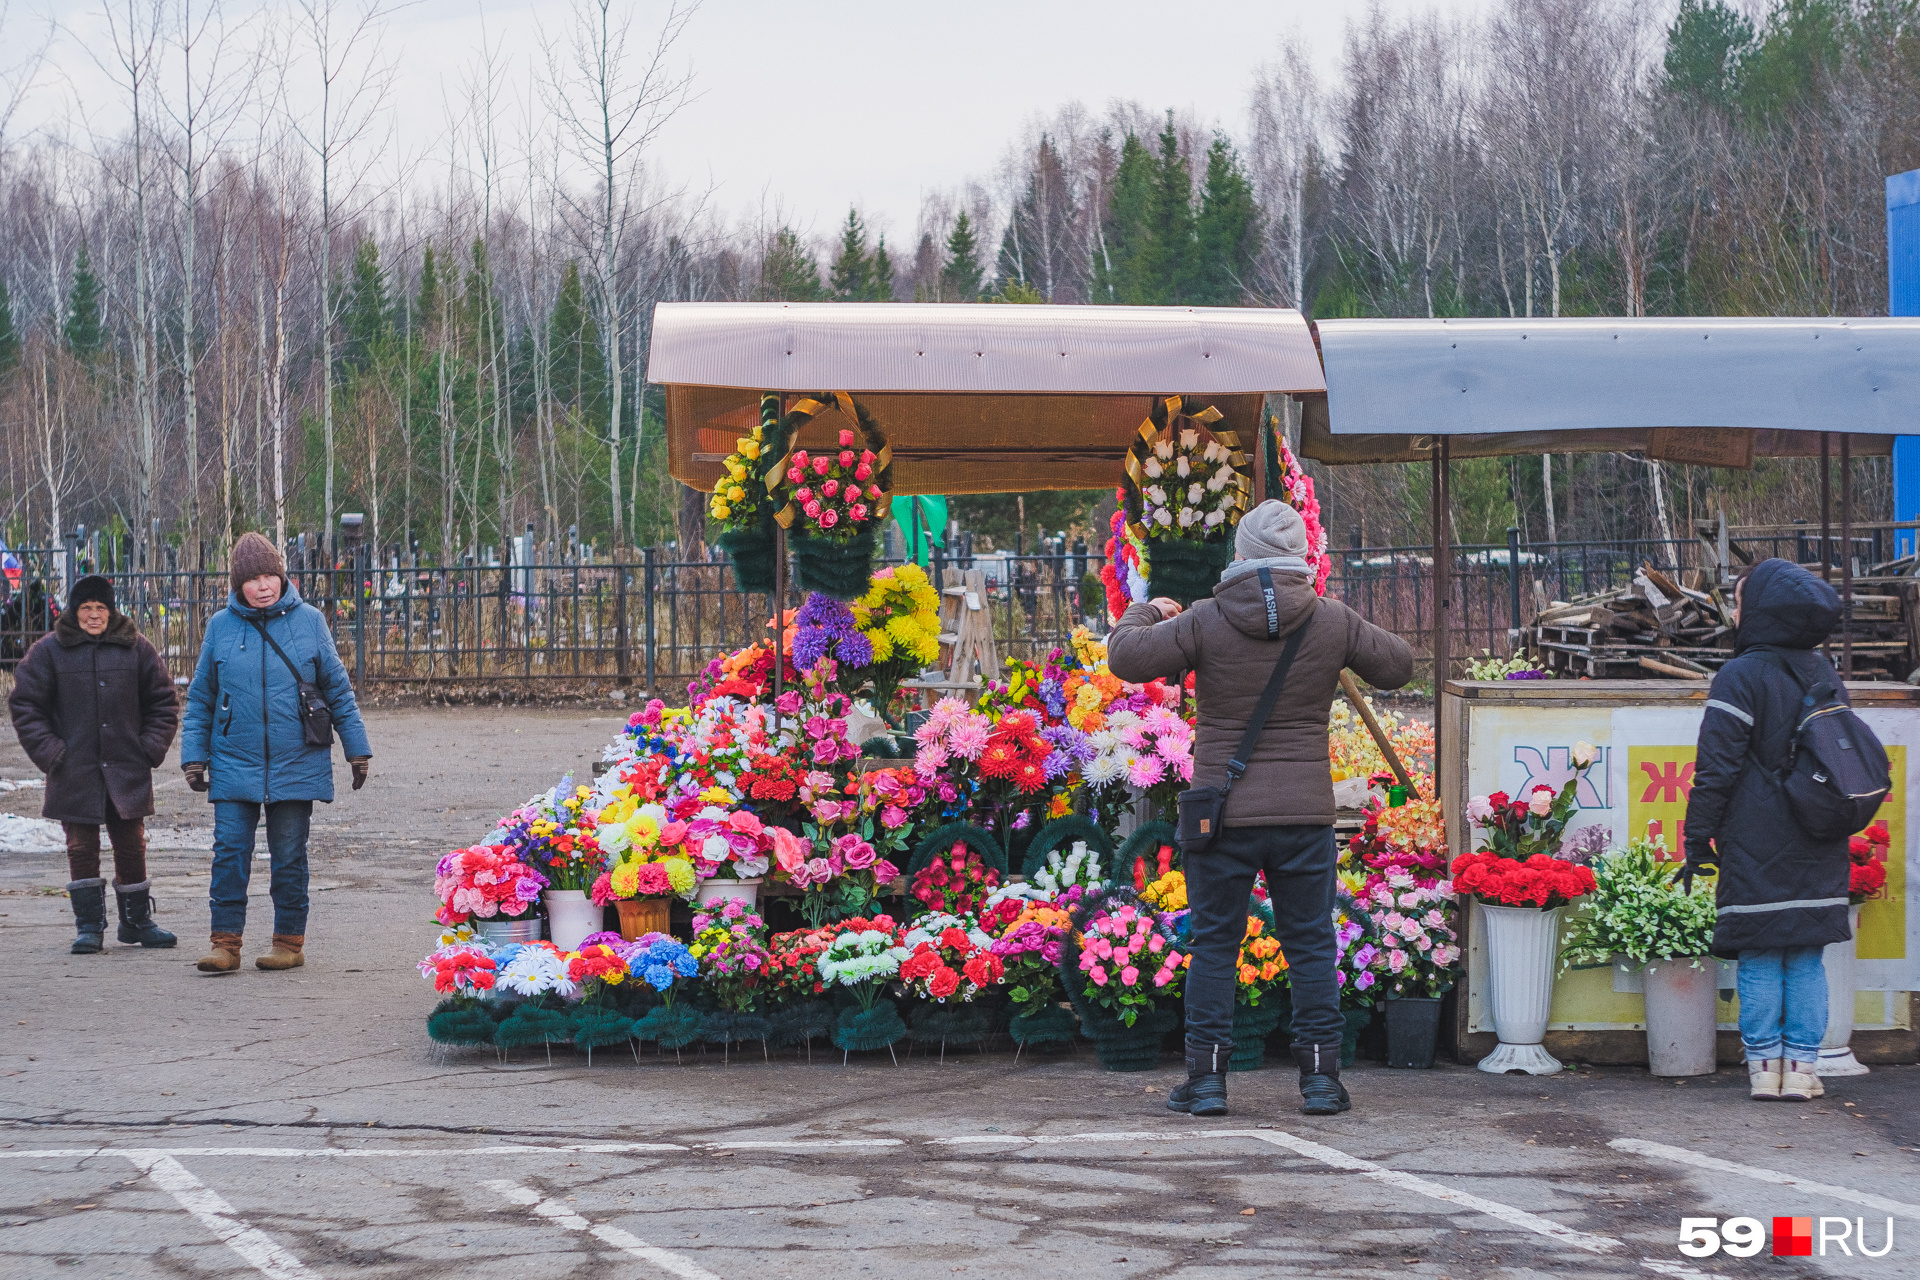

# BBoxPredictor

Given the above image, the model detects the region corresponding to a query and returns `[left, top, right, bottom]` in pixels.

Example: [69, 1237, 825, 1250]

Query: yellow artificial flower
[664, 857, 696, 896]
[713, 503, 732, 520]
[741, 439, 761, 459]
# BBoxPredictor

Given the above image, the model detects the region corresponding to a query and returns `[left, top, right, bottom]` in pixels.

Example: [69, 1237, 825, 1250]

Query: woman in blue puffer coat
[180, 533, 372, 973]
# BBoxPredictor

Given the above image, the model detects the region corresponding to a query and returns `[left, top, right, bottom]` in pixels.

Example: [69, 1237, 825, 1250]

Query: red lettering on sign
[1639, 760, 1696, 804]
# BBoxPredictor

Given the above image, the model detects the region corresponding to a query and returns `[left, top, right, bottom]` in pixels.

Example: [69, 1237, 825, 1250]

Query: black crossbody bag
[248, 618, 335, 748]
[1176, 571, 1311, 856]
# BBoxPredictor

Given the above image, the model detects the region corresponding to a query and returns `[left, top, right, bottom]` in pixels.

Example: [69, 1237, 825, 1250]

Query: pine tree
[760, 227, 824, 301]
[549, 261, 605, 417]
[1090, 134, 1154, 303]
[940, 212, 984, 302]
[340, 240, 393, 374]
[868, 235, 895, 300]
[827, 209, 872, 301]
[910, 233, 942, 300]
[64, 243, 104, 360]
[0, 279, 18, 379]
[414, 244, 441, 334]
[1662, 0, 1755, 108]
[1141, 116, 1197, 304]
[1192, 136, 1257, 305]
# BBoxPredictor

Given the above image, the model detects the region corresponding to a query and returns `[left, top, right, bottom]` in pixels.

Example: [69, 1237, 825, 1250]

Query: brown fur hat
[230, 531, 287, 594]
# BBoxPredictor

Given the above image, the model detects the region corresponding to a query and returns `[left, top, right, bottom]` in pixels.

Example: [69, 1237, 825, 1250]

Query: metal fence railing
[0, 526, 1897, 689]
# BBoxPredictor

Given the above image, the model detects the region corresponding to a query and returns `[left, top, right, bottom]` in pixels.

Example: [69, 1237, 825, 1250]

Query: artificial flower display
[496, 941, 577, 999]
[1328, 695, 1435, 788]
[1235, 914, 1289, 1004]
[1266, 422, 1331, 595]
[627, 934, 700, 997]
[1351, 872, 1458, 999]
[433, 844, 548, 925]
[1451, 851, 1599, 910]
[989, 899, 1072, 1008]
[1560, 838, 1713, 969]
[1139, 864, 1186, 910]
[792, 593, 875, 672]
[852, 564, 943, 713]
[490, 779, 604, 892]
[1346, 801, 1449, 889]
[1134, 427, 1245, 539]
[1850, 821, 1891, 902]
[1074, 899, 1187, 1026]
[1031, 841, 1108, 895]
[895, 913, 1003, 1002]
[690, 901, 771, 1011]
[708, 399, 775, 528]
[418, 942, 498, 994]
[909, 842, 1002, 917]
[818, 927, 903, 1010]
[781, 429, 887, 541]
[1464, 745, 1595, 861]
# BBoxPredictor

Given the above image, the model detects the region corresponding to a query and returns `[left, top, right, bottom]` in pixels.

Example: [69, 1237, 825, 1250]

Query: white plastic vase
[693, 878, 763, 912]
[1477, 903, 1565, 1075]
[1641, 957, 1718, 1076]
[542, 889, 601, 952]
[1818, 903, 1871, 1077]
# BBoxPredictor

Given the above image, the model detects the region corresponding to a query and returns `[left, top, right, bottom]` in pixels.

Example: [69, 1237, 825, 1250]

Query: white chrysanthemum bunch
[1138, 428, 1241, 540]
[1032, 841, 1108, 894]
[497, 944, 579, 999]
[818, 930, 902, 987]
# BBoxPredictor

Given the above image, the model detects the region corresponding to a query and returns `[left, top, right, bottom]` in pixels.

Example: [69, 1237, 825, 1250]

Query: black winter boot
[1293, 1041, 1351, 1116]
[1167, 1041, 1230, 1117]
[68, 879, 108, 955]
[114, 881, 177, 948]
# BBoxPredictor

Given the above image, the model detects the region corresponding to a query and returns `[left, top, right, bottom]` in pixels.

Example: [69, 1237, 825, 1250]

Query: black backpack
[1754, 653, 1891, 840]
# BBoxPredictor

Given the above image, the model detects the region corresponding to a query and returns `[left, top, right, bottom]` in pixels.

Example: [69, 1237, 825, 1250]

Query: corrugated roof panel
[1318, 316, 1920, 436]
[647, 302, 1327, 395]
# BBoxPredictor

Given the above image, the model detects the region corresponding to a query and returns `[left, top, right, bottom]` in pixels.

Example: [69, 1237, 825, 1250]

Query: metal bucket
[1643, 957, 1717, 1076]
[473, 915, 543, 947]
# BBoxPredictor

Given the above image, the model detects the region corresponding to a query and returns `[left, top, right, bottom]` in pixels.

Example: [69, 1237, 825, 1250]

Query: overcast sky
[21, 0, 1481, 240]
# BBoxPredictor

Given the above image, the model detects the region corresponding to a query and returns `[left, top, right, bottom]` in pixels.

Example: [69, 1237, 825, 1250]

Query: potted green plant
[1561, 836, 1718, 1076]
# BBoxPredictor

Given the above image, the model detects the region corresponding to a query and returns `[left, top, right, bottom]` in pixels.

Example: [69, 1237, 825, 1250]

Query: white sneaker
[1780, 1060, 1824, 1101]
[1749, 1058, 1783, 1100]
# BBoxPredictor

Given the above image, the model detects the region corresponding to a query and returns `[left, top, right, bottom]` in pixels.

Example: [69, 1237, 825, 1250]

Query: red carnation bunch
[910, 843, 1002, 917]
[897, 919, 1004, 1002]
[975, 710, 1052, 795]
[1450, 851, 1596, 909]
[1849, 821, 1891, 903]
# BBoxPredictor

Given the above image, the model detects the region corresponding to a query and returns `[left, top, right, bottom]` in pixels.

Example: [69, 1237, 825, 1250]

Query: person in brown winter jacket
[1109, 499, 1413, 1119]
[7, 574, 181, 954]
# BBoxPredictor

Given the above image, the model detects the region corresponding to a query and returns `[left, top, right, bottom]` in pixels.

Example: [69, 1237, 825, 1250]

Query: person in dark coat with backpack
[1684, 557, 1866, 1103]
[180, 533, 372, 974]
[7, 575, 179, 953]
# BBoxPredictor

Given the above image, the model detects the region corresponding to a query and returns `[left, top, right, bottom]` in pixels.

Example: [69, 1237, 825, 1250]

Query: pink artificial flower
[872, 859, 899, 883]
[1126, 754, 1166, 788]
[811, 800, 844, 825]
[948, 716, 990, 760]
[835, 835, 877, 870]
[812, 456, 831, 476]
[881, 804, 908, 829]
[1120, 966, 1139, 986]
[1087, 965, 1108, 986]
[775, 690, 802, 715]
[804, 500, 822, 520]
[822, 479, 839, 498]
[838, 428, 855, 448]
[805, 856, 832, 882]
[727, 811, 763, 836]
[820, 509, 839, 529]
[866, 484, 883, 501]
[854, 463, 872, 481]
[838, 449, 856, 467]
[850, 504, 867, 522]
[794, 486, 813, 503]
[769, 826, 808, 873]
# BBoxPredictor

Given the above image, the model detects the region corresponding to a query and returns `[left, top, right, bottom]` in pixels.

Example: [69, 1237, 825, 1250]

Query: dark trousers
[1184, 823, 1342, 1051]
[63, 796, 147, 884]
[209, 800, 314, 936]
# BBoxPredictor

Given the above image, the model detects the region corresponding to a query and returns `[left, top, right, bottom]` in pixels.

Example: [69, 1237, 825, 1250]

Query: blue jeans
[209, 801, 314, 937]
[1736, 946, 1828, 1063]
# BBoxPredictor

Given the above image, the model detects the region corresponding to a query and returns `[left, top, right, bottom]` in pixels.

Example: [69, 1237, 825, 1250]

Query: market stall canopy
[650, 302, 1325, 495]
[1301, 316, 1920, 465]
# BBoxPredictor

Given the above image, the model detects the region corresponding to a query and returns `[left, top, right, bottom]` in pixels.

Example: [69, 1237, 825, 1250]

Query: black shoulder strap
[247, 616, 318, 689]
[1224, 578, 1311, 793]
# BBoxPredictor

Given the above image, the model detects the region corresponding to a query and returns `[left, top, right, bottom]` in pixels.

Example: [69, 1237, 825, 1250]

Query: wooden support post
[1821, 431, 1832, 664]
[1842, 434, 1854, 678]
[772, 524, 787, 710]
[1433, 438, 1452, 689]
[1340, 669, 1416, 794]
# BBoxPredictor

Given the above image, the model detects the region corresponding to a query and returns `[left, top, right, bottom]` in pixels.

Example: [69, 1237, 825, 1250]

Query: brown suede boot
[197, 932, 243, 973]
[256, 934, 305, 970]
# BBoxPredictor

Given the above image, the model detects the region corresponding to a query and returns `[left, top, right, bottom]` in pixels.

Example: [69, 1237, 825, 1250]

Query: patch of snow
[0, 777, 45, 792]
[0, 812, 65, 853]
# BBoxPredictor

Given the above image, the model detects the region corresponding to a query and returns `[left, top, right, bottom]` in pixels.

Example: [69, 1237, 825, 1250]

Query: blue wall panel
[1889, 171, 1920, 556]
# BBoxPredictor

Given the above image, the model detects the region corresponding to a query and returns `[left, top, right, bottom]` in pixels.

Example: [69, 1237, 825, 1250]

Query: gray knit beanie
[1234, 500, 1309, 561]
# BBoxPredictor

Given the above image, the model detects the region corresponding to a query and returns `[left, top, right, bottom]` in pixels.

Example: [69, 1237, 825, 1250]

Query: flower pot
[473, 915, 542, 946]
[1642, 957, 1717, 1076]
[693, 878, 763, 912]
[1476, 903, 1565, 1075]
[542, 889, 600, 952]
[1384, 996, 1442, 1069]
[616, 897, 673, 941]
[1818, 903, 1871, 1077]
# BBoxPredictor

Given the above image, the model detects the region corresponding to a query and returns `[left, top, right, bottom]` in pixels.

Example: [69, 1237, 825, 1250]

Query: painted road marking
[486, 1179, 724, 1280]
[0, 1143, 687, 1159]
[1239, 1129, 1621, 1254]
[124, 1151, 319, 1280]
[1611, 1138, 1920, 1220]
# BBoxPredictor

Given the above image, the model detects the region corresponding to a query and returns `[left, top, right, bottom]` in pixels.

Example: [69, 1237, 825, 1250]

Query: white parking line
[486, 1179, 724, 1280]
[1611, 1138, 1920, 1220]
[0, 1143, 687, 1160]
[124, 1152, 319, 1280]
[1239, 1129, 1622, 1254]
